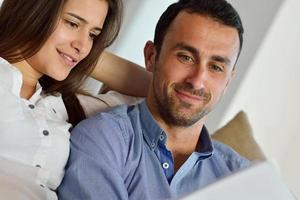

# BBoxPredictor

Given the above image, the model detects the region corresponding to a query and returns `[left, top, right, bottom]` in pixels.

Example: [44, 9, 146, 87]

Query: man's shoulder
[71, 103, 141, 141]
[211, 139, 251, 170]
[83, 103, 139, 125]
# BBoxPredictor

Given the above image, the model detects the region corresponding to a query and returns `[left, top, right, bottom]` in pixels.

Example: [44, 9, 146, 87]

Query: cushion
[211, 111, 266, 161]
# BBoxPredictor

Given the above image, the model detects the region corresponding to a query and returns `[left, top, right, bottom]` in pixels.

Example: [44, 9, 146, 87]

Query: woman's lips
[57, 50, 78, 67]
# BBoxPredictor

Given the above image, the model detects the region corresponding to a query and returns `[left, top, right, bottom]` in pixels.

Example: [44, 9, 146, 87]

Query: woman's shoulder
[0, 57, 23, 93]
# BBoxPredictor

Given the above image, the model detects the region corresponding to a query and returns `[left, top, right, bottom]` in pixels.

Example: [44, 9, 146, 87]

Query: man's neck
[146, 96, 205, 172]
[163, 120, 204, 172]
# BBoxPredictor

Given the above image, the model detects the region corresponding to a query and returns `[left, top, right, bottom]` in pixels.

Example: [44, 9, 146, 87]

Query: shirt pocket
[0, 87, 25, 122]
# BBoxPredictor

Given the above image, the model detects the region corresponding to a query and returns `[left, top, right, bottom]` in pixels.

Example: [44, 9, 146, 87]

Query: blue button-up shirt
[58, 101, 250, 200]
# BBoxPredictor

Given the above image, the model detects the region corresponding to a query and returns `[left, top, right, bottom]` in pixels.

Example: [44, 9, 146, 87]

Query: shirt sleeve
[57, 113, 130, 200]
[77, 91, 143, 118]
[213, 140, 252, 171]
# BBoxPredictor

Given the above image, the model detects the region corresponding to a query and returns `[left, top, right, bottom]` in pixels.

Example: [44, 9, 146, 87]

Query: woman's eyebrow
[66, 12, 102, 31]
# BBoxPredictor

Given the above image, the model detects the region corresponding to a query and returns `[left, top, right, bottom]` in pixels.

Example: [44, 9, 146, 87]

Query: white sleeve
[77, 91, 144, 117]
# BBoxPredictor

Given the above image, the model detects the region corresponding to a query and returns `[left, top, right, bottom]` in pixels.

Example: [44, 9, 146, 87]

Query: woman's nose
[71, 33, 91, 55]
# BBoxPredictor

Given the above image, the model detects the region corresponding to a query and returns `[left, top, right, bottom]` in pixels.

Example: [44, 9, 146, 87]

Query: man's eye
[178, 54, 194, 64]
[210, 64, 224, 72]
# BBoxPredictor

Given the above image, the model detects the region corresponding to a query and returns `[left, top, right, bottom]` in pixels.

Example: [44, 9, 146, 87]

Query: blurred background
[1, 0, 299, 197]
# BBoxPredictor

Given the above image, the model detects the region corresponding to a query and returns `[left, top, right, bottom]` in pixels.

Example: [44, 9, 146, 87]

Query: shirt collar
[0, 57, 23, 97]
[138, 100, 214, 158]
[0, 57, 9, 65]
[0, 57, 43, 101]
[194, 126, 214, 158]
[138, 101, 164, 150]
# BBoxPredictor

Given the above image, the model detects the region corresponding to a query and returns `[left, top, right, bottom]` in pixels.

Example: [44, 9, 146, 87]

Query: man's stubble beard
[152, 70, 212, 127]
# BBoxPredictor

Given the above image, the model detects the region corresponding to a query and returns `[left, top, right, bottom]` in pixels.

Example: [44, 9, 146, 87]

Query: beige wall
[220, 0, 300, 197]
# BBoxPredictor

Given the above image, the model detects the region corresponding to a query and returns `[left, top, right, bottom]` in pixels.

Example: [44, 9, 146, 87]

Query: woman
[0, 0, 149, 199]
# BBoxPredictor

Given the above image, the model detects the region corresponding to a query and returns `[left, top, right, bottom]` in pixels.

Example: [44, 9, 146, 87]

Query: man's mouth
[176, 89, 204, 102]
[174, 87, 211, 105]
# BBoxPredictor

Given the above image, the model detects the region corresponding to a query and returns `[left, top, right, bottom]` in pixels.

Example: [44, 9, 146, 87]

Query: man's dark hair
[154, 0, 244, 57]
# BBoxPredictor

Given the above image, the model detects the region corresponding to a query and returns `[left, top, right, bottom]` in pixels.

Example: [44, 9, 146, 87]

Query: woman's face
[26, 0, 108, 81]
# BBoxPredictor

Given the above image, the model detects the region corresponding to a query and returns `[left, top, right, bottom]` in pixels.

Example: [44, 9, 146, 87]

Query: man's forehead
[167, 12, 238, 42]
[169, 11, 222, 31]
[161, 11, 240, 67]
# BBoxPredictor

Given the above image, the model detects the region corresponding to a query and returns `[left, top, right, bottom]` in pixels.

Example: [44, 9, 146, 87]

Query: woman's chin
[48, 71, 70, 81]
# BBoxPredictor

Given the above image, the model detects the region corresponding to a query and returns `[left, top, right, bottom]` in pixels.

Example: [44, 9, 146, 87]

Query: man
[58, 0, 250, 199]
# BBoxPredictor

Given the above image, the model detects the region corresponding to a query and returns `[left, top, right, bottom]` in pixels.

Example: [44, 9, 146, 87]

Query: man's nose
[185, 66, 207, 90]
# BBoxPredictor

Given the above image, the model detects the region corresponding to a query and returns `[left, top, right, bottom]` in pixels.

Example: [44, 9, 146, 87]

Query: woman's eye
[89, 33, 98, 41]
[65, 20, 78, 28]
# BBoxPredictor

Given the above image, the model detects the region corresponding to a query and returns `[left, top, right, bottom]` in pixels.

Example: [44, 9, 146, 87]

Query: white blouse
[0, 57, 141, 199]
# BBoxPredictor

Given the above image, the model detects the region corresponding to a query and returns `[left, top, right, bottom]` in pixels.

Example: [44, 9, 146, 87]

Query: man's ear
[144, 41, 157, 72]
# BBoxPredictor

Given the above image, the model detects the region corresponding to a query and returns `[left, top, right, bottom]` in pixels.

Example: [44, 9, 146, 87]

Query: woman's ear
[143, 41, 157, 72]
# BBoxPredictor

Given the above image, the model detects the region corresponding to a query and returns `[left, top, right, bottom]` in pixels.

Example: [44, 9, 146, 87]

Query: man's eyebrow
[174, 43, 199, 55]
[66, 12, 102, 32]
[173, 43, 232, 65]
[211, 55, 231, 65]
[173, 43, 199, 61]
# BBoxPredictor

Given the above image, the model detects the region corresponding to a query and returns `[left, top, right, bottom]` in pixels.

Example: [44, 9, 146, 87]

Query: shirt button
[40, 184, 45, 188]
[159, 134, 164, 141]
[162, 162, 169, 169]
[35, 164, 41, 168]
[150, 142, 156, 148]
[43, 130, 49, 136]
[28, 104, 35, 109]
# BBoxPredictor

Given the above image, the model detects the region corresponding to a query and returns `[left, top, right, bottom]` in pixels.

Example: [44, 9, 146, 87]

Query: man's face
[145, 12, 240, 127]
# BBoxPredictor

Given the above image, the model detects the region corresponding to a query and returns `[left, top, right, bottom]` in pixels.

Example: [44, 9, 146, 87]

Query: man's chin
[172, 108, 209, 125]
[167, 115, 200, 127]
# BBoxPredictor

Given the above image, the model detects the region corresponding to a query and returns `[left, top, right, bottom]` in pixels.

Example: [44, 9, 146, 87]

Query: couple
[58, 0, 250, 199]
[0, 0, 250, 199]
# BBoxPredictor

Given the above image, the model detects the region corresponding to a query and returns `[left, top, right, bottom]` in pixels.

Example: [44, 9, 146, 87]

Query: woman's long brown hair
[0, 0, 122, 126]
